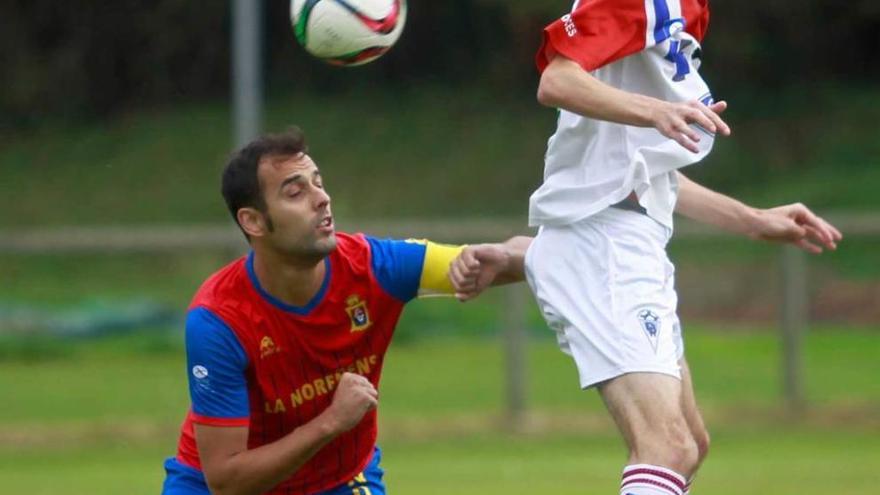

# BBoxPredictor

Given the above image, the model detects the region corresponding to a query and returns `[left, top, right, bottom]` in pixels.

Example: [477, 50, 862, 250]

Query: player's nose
[313, 186, 331, 208]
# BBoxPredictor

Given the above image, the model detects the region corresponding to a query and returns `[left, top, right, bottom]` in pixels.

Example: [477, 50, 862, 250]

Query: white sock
[620, 464, 687, 495]
[683, 478, 692, 494]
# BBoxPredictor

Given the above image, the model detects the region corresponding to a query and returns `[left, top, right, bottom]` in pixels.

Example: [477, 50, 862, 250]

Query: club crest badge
[260, 336, 280, 359]
[637, 309, 661, 352]
[346, 294, 372, 333]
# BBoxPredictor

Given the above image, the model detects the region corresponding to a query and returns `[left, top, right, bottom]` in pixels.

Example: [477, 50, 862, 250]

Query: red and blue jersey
[536, 0, 710, 73]
[163, 233, 461, 495]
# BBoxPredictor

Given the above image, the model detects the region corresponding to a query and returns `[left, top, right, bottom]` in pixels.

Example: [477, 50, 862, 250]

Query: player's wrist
[642, 97, 670, 129]
[313, 408, 345, 438]
[739, 206, 765, 239]
[501, 236, 530, 280]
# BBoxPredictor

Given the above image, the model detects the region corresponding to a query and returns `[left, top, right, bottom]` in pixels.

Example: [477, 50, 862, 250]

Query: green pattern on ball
[294, 0, 322, 46]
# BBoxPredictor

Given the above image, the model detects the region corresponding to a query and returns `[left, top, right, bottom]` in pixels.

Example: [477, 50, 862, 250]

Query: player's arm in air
[367, 235, 532, 303]
[675, 171, 843, 253]
[416, 237, 533, 300]
[538, 56, 730, 153]
[187, 310, 377, 495]
[538, 55, 730, 153]
[534, 2, 730, 152]
[446, 237, 532, 301]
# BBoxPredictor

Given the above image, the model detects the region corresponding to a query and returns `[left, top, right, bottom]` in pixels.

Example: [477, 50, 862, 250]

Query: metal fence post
[502, 285, 528, 429]
[232, 0, 264, 148]
[780, 245, 807, 411]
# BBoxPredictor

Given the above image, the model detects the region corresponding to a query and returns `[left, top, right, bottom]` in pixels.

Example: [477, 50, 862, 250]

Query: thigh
[598, 372, 687, 453]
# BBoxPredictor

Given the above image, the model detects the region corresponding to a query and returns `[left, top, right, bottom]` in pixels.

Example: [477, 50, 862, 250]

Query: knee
[634, 420, 700, 475]
[693, 429, 710, 464]
[666, 430, 700, 475]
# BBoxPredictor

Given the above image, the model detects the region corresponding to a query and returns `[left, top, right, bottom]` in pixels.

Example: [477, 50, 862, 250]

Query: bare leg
[598, 372, 700, 478]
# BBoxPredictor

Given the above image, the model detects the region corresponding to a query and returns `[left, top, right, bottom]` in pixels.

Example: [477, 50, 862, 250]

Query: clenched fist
[321, 373, 378, 435]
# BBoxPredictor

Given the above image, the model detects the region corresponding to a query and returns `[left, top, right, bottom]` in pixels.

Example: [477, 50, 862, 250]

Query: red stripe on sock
[622, 468, 686, 489]
[621, 477, 682, 495]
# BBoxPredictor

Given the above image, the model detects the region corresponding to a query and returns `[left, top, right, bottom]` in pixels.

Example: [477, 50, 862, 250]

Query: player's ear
[238, 207, 269, 238]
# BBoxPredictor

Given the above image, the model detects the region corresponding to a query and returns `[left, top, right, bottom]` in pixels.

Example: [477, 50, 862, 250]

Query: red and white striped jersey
[537, 0, 710, 73]
[529, 0, 716, 229]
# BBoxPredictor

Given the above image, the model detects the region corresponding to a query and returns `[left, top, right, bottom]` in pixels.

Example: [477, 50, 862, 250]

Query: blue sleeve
[366, 236, 427, 302]
[185, 307, 250, 420]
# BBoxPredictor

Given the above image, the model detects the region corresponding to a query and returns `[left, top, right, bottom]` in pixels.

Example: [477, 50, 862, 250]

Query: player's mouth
[317, 214, 334, 234]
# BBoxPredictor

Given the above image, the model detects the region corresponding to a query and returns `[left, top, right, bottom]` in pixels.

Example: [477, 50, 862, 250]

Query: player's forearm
[675, 172, 760, 237]
[537, 56, 660, 127]
[493, 236, 532, 285]
[204, 414, 338, 495]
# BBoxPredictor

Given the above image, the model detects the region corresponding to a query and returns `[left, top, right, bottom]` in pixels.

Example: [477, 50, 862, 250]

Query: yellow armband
[406, 239, 465, 297]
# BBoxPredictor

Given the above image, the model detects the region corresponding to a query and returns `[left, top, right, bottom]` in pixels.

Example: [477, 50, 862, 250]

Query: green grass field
[1, 327, 877, 494]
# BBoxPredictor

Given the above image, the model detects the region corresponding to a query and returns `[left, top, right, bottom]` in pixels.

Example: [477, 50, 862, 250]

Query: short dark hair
[221, 127, 308, 236]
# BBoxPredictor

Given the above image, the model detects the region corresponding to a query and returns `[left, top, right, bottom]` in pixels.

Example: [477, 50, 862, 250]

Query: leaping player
[454, 1, 842, 494]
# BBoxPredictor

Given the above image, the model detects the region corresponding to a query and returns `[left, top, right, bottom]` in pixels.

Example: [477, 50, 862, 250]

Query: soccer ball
[291, 0, 407, 66]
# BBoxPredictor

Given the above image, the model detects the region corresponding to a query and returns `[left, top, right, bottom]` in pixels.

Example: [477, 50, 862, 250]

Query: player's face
[257, 153, 336, 260]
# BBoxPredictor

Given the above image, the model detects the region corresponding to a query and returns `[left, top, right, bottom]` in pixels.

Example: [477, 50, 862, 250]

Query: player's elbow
[537, 57, 574, 108]
[204, 475, 231, 495]
[207, 481, 251, 495]
[203, 469, 244, 495]
[205, 479, 231, 495]
[536, 70, 563, 108]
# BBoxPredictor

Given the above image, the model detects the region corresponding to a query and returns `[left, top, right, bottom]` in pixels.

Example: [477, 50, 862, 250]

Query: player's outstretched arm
[675, 172, 842, 253]
[448, 236, 532, 302]
[537, 55, 731, 153]
[196, 373, 377, 495]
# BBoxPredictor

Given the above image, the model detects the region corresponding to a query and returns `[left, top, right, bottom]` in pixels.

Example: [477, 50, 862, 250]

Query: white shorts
[525, 207, 685, 389]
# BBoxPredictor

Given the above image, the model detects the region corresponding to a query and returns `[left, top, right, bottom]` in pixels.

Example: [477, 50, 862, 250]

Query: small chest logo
[260, 336, 280, 359]
[345, 294, 372, 333]
[192, 365, 209, 379]
[637, 309, 661, 353]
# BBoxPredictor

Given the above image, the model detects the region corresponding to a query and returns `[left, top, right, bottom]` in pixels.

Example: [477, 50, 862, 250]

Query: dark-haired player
[161, 127, 530, 495]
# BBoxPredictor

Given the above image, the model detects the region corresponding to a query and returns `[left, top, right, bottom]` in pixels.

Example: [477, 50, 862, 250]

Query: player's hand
[749, 203, 842, 254]
[650, 100, 731, 153]
[321, 373, 378, 435]
[448, 244, 510, 302]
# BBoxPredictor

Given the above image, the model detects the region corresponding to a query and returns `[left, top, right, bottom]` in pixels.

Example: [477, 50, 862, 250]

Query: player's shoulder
[350, 233, 429, 270]
[332, 233, 428, 296]
[331, 231, 375, 275]
[334, 231, 370, 254]
[189, 256, 249, 310]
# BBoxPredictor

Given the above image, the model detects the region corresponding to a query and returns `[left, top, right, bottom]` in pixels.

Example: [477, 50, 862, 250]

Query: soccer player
[160, 127, 530, 495]
[460, 1, 843, 495]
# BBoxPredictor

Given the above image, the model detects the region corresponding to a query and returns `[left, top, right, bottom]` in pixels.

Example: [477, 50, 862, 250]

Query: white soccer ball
[291, 0, 407, 66]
